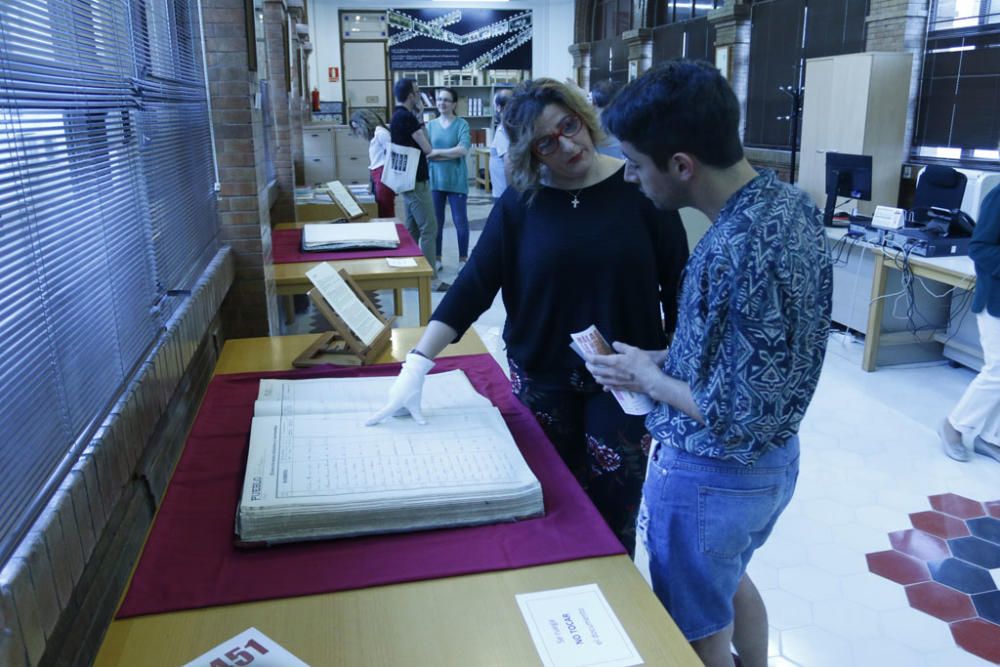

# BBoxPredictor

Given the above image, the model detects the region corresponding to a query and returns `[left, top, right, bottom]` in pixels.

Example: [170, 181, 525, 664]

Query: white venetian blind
[0, 0, 218, 565]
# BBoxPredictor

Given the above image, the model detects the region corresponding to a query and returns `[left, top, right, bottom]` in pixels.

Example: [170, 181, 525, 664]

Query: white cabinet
[303, 126, 336, 185]
[301, 124, 372, 187]
[798, 52, 912, 217]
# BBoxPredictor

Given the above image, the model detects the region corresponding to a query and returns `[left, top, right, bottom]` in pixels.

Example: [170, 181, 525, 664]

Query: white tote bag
[380, 143, 421, 194]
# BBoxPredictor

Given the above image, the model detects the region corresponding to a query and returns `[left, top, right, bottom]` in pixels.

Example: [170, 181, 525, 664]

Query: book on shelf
[301, 222, 399, 251]
[236, 371, 545, 544]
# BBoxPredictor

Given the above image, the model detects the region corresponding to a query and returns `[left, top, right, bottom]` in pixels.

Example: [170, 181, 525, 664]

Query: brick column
[708, 2, 752, 140]
[203, 0, 279, 337]
[288, 8, 307, 196]
[865, 0, 928, 157]
[263, 0, 296, 223]
[569, 42, 592, 91]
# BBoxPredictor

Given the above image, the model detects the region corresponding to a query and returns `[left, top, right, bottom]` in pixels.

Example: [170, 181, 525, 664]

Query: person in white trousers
[939, 184, 1000, 463]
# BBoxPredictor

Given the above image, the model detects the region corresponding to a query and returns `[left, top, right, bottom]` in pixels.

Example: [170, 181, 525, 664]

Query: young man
[586, 60, 833, 667]
[389, 78, 447, 290]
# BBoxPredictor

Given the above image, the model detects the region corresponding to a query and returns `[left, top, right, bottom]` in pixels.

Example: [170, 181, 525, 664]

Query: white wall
[306, 0, 575, 103]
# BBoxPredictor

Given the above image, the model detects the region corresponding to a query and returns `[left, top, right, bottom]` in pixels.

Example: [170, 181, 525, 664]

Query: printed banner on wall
[388, 8, 532, 71]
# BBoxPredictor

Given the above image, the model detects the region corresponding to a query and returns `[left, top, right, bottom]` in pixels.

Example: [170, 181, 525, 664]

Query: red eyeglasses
[532, 113, 584, 156]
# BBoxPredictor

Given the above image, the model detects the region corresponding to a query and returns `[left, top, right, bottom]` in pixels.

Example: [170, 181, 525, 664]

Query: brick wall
[263, 1, 296, 224]
[203, 0, 281, 338]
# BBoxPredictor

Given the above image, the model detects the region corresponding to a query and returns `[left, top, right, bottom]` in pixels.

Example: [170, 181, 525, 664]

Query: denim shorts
[637, 437, 800, 641]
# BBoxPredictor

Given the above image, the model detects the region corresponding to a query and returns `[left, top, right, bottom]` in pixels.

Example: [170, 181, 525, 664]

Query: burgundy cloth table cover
[272, 224, 422, 263]
[117, 354, 624, 618]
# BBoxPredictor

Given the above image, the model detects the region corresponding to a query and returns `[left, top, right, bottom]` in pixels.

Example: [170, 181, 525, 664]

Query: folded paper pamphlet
[570, 325, 654, 416]
[301, 222, 399, 251]
[237, 370, 544, 544]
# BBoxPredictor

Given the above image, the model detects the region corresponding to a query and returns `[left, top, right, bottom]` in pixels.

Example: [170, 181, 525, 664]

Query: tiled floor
[299, 196, 1000, 665]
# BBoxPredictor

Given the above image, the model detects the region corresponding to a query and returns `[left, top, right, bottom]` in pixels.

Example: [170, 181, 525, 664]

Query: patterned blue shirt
[645, 170, 833, 464]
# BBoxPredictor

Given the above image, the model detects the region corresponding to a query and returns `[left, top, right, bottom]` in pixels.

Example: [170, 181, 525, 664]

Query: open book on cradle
[300, 222, 399, 251]
[236, 370, 544, 544]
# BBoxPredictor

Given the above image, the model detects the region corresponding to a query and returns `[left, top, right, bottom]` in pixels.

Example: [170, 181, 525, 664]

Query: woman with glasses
[349, 109, 394, 219]
[426, 87, 471, 277]
[367, 79, 689, 555]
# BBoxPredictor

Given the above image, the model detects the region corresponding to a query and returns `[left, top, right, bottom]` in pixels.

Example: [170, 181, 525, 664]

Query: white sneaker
[938, 419, 972, 462]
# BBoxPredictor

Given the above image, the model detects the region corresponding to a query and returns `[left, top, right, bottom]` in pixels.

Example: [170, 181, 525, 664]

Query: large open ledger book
[236, 370, 545, 544]
[301, 222, 399, 251]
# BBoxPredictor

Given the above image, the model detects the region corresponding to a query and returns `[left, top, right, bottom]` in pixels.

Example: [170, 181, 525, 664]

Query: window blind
[0, 0, 218, 565]
[744, 0, 868, 149]
[914, 22, 1000, 154]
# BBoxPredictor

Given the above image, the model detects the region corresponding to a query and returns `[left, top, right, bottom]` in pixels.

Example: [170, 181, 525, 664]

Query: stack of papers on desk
[295, 188, 334, 204]
[236, 370, 544, 544]
[347, 183, 376, 203]
[301, 222, 399, 251]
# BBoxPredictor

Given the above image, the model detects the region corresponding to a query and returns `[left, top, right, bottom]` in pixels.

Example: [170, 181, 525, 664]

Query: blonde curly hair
[502, 78, 605, 199]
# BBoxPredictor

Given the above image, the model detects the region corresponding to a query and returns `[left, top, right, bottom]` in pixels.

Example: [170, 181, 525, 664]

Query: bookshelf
[394, 69, 528, 147]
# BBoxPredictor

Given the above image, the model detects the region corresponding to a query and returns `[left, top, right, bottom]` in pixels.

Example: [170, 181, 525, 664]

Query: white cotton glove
[365, 353, 435, 425]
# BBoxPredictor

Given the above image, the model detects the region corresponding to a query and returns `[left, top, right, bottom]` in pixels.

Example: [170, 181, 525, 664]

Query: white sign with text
[181, 627, 309, 667]
[516, 584, 643, 667]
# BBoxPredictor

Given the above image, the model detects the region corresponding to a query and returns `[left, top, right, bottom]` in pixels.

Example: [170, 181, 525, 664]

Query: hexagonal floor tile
[950, 617, 1000, 664]
[905, 580, 976, 622]
[967, 516, 1000, 546]
[929, 493, 987, 519]
[928, 558, 998, 595]
[867, 549, 930, 585]
[890, 528, 950, 561]
[910, 510, 972, 539]
[971, 589, 1000, 625]
[949, 536, 1000, 569]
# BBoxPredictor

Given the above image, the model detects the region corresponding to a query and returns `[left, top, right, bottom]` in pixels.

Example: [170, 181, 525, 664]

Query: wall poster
[388, 8, 532, 71]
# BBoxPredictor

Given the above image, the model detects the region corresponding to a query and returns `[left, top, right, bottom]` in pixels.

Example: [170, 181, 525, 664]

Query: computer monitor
[824, 152, 873, 226]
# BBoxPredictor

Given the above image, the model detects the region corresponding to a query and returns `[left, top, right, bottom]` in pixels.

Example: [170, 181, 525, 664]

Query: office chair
[911, 165, 972, 236]
[912, 165, 968, 213]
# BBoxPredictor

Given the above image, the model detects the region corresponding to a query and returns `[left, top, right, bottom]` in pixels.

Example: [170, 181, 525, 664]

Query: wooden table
[272, 223, 433, 326]
[295, 200, 379, 222]
[863, 244, 975, 371]
[474, 146, 491, 193]
[93, 329, 700, 667]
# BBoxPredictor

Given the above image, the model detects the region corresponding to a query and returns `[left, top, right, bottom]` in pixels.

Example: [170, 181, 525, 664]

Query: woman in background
[489, 88, 514, 200]
[367, 79, 689, 554]
[350, 109, 394, 219]
[426, 87, 471, 275]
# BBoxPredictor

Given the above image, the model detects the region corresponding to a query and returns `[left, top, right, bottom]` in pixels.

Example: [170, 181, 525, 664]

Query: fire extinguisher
[311, 87, 320, 112]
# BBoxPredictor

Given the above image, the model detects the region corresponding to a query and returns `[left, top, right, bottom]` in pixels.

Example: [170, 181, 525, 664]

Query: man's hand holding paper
[570, 326, 655, 416]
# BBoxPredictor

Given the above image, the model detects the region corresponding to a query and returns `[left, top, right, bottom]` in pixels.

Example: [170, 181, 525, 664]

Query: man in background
[586, 60, 832, 667]
[390, 78, 447, 290]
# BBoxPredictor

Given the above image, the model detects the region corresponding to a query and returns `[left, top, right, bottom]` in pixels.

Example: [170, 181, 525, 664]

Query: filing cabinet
[302, 124, 372, 188]
[303, 126, 336, 185]
[334, 127, 371, 187]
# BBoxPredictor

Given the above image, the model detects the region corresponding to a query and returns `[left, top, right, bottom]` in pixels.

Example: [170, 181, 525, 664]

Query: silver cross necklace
[568, 188, 585, 209]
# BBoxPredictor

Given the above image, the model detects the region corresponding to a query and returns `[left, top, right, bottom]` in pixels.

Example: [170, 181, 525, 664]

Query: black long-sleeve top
[432, 165, 689, 379]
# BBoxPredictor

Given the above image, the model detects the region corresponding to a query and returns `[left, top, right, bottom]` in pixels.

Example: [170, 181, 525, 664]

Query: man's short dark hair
[394, 78, 416, 104]
[589, 80, 619, 109]
[603, 59, 743, 170]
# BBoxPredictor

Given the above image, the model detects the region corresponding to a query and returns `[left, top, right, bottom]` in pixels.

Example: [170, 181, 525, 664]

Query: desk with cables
[826, 229, 977, 371]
